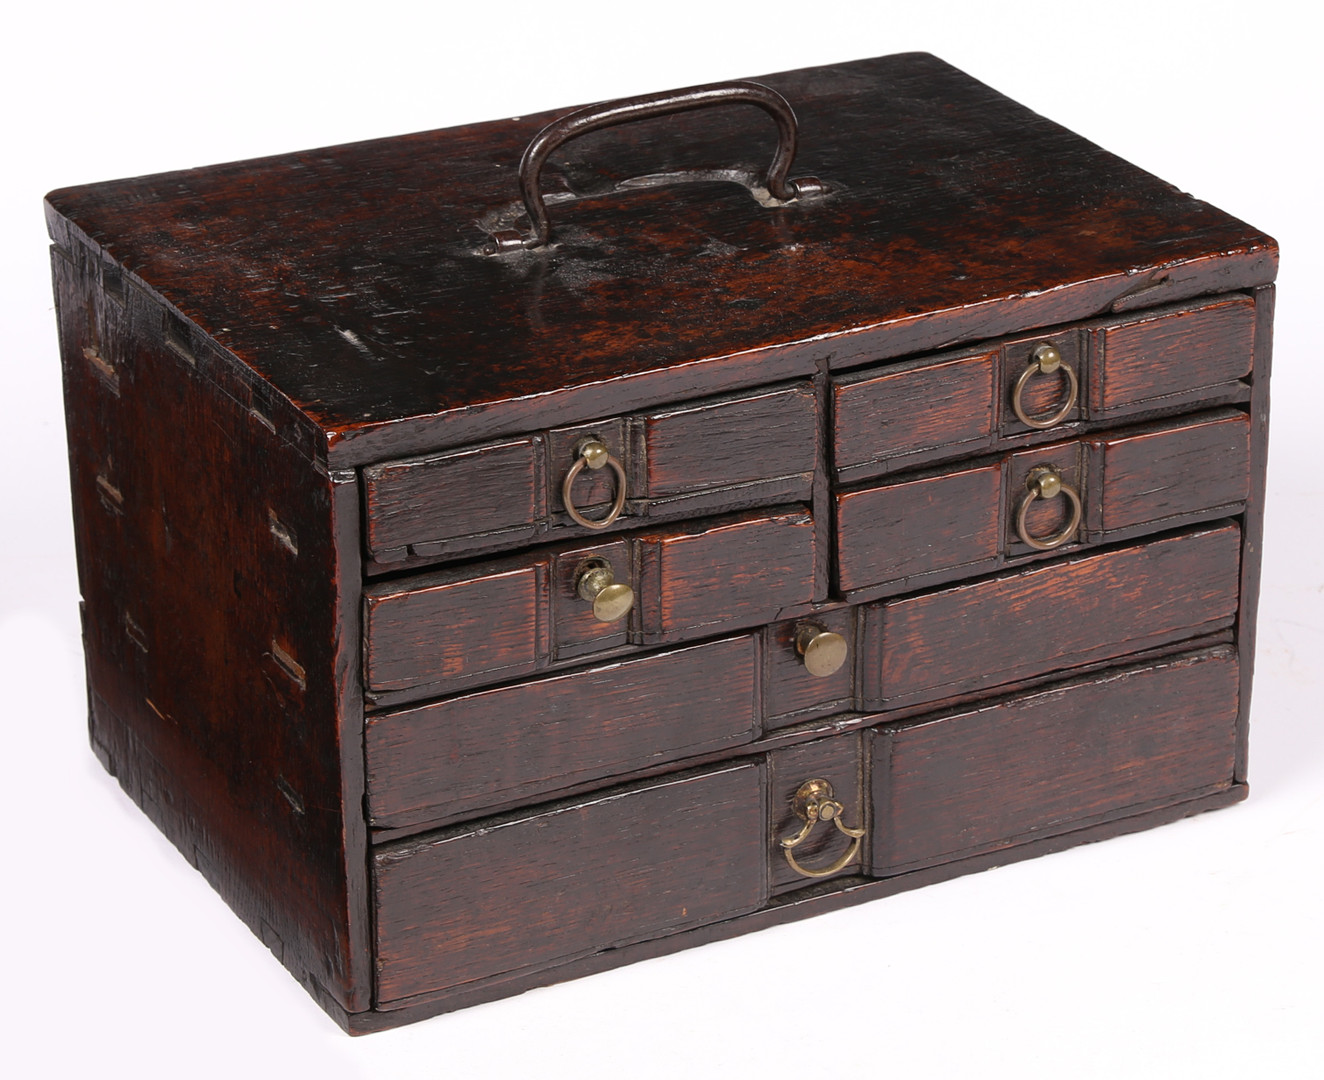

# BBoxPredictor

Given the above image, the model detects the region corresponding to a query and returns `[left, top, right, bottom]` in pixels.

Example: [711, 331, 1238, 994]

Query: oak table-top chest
[46, 52, 1277, 1032]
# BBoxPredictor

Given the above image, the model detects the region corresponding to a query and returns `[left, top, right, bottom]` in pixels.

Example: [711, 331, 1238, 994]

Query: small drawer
[363, 506, 816, 705]
[365, 635, 761, 830]
[362, 381, 817, 566]
[768, 735, 865, 893]
[870, 646, 1239, 874]
[1086, 296, 1255, 420]
[859, 522, 1241, 711]
[835, 410, 1250, 595]
[373, 763, 766, 1005]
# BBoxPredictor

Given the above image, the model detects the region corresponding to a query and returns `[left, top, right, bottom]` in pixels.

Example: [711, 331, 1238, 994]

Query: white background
[2, 2, 1320, 1076]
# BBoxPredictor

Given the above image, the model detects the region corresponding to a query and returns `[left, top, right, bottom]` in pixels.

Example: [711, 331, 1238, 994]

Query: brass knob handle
[562, 438, 628, 530]
[575, 559, 635, 623]
[1015, 466, 1083, 551]
[1011, 343, 1079, 429]
[794, 624, 848, 678]
[779, 778, 866, 879]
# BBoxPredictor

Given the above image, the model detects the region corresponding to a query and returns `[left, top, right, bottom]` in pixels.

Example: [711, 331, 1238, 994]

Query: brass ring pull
[1011, 343, 1078, 429]
[562, 439, 628, 530]
[779, 778, 866, 879]
[1015, 466, 1083, 551]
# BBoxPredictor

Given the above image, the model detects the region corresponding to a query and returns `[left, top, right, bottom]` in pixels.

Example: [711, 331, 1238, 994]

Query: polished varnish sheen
[46, 52, 1276, 1032]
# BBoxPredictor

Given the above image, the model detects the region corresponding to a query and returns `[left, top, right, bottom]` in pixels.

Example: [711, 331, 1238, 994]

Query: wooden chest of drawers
[45, 52, 1277, 1032]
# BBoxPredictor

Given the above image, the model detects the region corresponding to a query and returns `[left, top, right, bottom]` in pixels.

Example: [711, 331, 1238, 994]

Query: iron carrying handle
[486, 80, 824, 252]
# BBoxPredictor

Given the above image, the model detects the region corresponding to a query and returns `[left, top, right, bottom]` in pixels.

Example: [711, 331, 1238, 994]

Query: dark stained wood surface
[870, 647, 1239, 874]
[634, 507, 815, 642]
[365, 636, 760, 829]
[53, 244, 367, 1010]
[361, 381, 815, 566]
[861, 523, 1242, 709]
[45, 54, 1276, 466]
[1090, 409, 1250, 535]
[1088, 296, 1255, 417]
[373, 763, 765, 1003]
[836, 463, 1003, 590]
[833, 351, 997, 477]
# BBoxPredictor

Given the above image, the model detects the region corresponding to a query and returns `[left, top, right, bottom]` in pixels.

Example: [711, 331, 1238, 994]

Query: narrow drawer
[362, 381, 816, 565]
[373, 763, 765, 1004]
[835, 410, 1250, 594]
[365, 635, 760, 829]
[1087, 296, 1254, 419]
[363, 506, 815, 705]
[860, 522, 1241, 710]
[870, 647, 1239, 874]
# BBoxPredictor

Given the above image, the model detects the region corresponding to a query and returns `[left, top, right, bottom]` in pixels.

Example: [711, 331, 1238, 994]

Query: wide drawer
[859, 522, 1241, 711]
[374, 763, 766, 1005]
[832, 295, 1254, 483]
[362, 506, 816, 706]
[836, 409, 1250, 594]
[373, 646, 1239, 1005]
[362, 381, 816, 566]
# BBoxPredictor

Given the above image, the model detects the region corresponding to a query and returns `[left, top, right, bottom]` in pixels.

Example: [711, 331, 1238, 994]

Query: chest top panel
[45, 52, 1275, 458]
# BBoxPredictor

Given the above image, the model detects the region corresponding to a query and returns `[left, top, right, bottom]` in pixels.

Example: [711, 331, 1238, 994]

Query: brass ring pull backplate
[1012, 343, 1079, 429]
[562, 439, 628, 530]
[1015, 466, 1083, 550]
[486, 80, 825, 252]
[779, 778, 866, 879]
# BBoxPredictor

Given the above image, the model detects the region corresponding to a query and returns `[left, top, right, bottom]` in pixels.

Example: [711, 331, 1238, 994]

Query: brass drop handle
[1011, 343, 1079, 429]
[779, 778, 866, 879]
[562, 439, 628, 530]
[575, 558, 635, 623]
[1015, 466, 1083, 551]
[795, 623, 848, 678]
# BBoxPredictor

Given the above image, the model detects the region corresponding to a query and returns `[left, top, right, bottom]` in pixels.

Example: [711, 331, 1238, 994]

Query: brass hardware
[794, 624, 848, 678]
[1015, 466, 1083, 551]
[575, 558, 635, 623]
[562, 438, 628, 530]
[1011, 343, 1079, 429]
[779, 778, 866, 879]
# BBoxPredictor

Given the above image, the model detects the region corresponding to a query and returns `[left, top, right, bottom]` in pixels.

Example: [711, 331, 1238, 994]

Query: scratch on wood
[276, 775, 306, 816]
[83, 345, 120, 392]
[270, 640, 307, 690]
[96, 472, 125, 513]
[249, 406, 277, 433]
[268, 508, 299, 555]
[124, 611, 148, 652]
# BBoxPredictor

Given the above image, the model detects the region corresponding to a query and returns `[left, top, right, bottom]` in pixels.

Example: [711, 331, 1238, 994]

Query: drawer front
[363, 506, 816, 704]
[374, 763, 765, 1003]
[870, 647, 1239, 874]
[860, 523, 1241, 710]
[836, 411, 1249, 594]
[833, 351, 998, 478]
[362, 382, 816, 565]
[1087, 296, 1254, 418]
[365, 636, 761, 829]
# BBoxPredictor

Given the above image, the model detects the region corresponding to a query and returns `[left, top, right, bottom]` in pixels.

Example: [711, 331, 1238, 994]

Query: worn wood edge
[1236, 284, 1275, 782]
[331, 471, 373, 1010]
[342, 784, 1246, 1033]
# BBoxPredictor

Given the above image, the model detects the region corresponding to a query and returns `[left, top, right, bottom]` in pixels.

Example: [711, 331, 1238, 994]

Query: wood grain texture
[871, 647, 1239, 874]
[862, 523, 1242, 709]
[45, 54, 1276, 467]
[1091, 409, 1250, 535]
[833, 351, 996, 475]
[1088, 296, 1255, 416]
[363, 565, 546, 694]
[635, 507, 815, 641]
[373, 764, 765, 1002]
[365, 636, 759, 829]
[836, 464, 1002, 590]
[642, 382, 816, 495]
[53, 245, 367, 1009]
